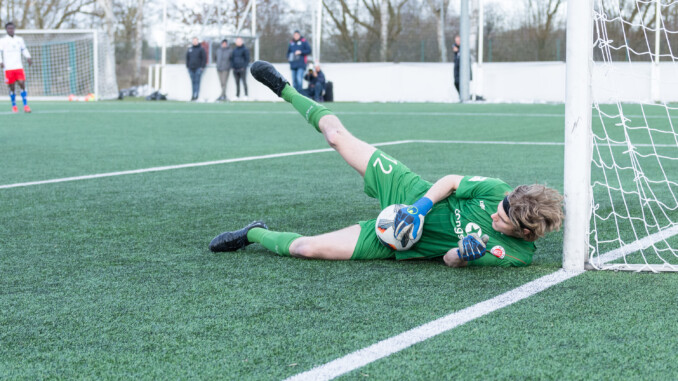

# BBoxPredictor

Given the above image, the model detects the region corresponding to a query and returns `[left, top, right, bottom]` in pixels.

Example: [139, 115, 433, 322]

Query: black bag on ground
[323, 81, 333, 102]
[146, 91, 167, 101]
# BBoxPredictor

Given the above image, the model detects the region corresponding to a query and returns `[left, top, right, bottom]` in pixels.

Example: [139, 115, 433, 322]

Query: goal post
[564, 0, 678, 272]
[563, 0, 594, 271]
[0, 29, 118, 100]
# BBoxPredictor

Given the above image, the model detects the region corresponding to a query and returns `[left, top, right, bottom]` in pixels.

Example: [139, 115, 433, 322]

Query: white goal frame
[562, 0, 678, 272]
[0, 29, 117, 100]
[563, 0, 594, 271]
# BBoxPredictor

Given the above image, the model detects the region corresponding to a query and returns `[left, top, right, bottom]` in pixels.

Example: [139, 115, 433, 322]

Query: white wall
[159, 62, 678, 103]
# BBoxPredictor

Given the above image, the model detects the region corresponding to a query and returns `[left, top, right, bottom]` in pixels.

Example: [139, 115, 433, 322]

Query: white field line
[5, 110, 560, 117]
[1, 139, 674, 190]
[3, 110, 560, 117]
[0, 139, 559, 190]
[592, 224, 678, 265]
[286, 226, 678, 381]
[0, 147, 329, 189]
[0, 108, 675, 119]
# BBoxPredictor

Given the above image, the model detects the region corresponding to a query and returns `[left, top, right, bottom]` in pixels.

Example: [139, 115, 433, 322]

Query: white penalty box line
[1, 138, 671, 190]
[287, 224, 678, 381]
[0, 139, 563, 190]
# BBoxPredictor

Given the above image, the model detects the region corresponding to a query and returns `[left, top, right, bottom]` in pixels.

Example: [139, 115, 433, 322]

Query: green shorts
[351, 150, 433, 260]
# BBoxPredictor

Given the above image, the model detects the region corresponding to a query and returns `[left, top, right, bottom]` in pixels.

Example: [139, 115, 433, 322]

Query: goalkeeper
[209, 61, 564, 267]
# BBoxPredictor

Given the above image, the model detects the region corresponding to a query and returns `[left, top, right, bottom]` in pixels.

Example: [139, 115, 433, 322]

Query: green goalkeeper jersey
[397, 176, 536, 267]
[359, 150, 536, 267]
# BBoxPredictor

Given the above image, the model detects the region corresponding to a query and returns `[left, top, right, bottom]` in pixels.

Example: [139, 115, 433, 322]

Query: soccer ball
[375, 204, 423, 251]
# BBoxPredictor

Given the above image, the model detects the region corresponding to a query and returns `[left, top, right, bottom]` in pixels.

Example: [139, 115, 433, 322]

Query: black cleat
[209, 221, 268, 252]
[250, 61, 289, 97]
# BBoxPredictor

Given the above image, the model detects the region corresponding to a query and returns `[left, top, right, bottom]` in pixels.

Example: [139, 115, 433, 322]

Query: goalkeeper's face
[491, 204, 517, 237]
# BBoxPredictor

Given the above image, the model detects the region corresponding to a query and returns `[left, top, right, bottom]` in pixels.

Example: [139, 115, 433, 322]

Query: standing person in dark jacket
[452, 35, 473, 99]
[186, 37, 207, 101]
[231, 37, 250, 99]
[287, 30, 311, 92]
[215, 39, 233, 101]
[303, 64, 326, 102]
[453, 35, 461, 94]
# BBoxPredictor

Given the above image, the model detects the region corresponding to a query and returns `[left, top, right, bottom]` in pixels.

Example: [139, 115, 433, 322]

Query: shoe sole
[250, 61, 288, 96]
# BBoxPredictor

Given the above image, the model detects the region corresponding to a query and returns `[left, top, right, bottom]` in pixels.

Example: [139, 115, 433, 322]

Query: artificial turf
[0, 101, 676, 379]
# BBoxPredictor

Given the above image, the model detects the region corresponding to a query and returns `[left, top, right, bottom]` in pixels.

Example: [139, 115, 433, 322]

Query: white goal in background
[0, 29, 118, 100]
[564, 0, 678, 272]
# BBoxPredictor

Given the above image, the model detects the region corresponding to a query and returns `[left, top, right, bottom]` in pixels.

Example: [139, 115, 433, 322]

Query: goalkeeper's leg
[251, 61, 375, 177]
[318, 115, 375, 177]
[211, 222, 358, 260]
[252, 225, 359, 260]
[287, 225, 359, 260]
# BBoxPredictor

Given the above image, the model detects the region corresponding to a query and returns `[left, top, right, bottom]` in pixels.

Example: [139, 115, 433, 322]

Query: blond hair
[507, 184, 564, 241]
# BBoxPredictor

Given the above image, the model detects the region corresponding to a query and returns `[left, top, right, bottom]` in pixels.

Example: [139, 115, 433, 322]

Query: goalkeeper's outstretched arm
[423, 175, 463, 203]
[394, 175, 464, 241]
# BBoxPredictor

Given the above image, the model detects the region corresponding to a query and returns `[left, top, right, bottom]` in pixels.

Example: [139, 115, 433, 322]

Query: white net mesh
[590, 0, 678, 271]
[0, 30, 118, 99]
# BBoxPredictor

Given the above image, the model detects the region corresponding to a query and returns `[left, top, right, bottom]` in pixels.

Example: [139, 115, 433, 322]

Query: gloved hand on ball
[457, 233, 490, 261]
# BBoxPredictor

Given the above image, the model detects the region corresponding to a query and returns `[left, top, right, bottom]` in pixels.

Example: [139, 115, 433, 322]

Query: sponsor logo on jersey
[465, 222, 482, 237]
[469, 176, 487, 182]
[491, 246, 506, 259]
[454, 209, 463, 239]
[479, 201, 486, 210]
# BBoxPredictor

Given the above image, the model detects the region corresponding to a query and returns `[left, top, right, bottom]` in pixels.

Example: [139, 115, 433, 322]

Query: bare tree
[425, 0, 449, 62]
[380, 0, 388, 61]
[524, 0, 564, 60]
[134, 0, 144, 84]
[96, 0, 117, 91]
[322, 0, 358, 60]
[256, 0, 297, 62]
[323, 0, 410, 62]
[0, 0, 98, 28]
[594, 0, 655, 61]
[97, 0, 115, 51]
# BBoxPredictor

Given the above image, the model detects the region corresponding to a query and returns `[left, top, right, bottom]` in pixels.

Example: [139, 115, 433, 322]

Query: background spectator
[287, 30, 311, 92]
[231, 37, 250, 99]
[186, 37, 206, 101]
[453, 35, 461, 94]
[303, 64, 326, 102]
[215, 39, 233, 101]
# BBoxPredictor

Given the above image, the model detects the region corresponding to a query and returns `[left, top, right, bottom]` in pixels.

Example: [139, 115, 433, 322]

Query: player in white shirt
[0, 22, 32, 113]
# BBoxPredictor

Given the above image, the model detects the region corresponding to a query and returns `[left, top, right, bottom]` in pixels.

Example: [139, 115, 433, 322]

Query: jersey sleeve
[454, 176, 512, 201]
[21, 38, 31, 59]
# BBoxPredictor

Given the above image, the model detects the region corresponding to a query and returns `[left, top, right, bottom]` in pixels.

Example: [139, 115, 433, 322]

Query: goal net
[571, 0, 678, 272]
[0, 30, 118, 100]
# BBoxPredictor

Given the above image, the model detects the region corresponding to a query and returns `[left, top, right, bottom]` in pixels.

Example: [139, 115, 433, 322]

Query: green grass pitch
[1, 101, 677, 379]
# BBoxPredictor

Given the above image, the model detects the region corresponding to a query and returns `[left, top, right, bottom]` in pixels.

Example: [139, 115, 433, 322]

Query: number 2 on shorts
[373, 154, 398, 174]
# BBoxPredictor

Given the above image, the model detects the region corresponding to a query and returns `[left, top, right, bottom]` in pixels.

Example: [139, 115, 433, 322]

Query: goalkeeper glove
[394, 197, 433, 241]
[457, 233, 490, 261]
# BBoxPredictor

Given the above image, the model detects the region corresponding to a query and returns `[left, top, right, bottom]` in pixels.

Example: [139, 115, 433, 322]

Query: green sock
[246, 228, 302, 257]
[281, 84, 333, 132]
